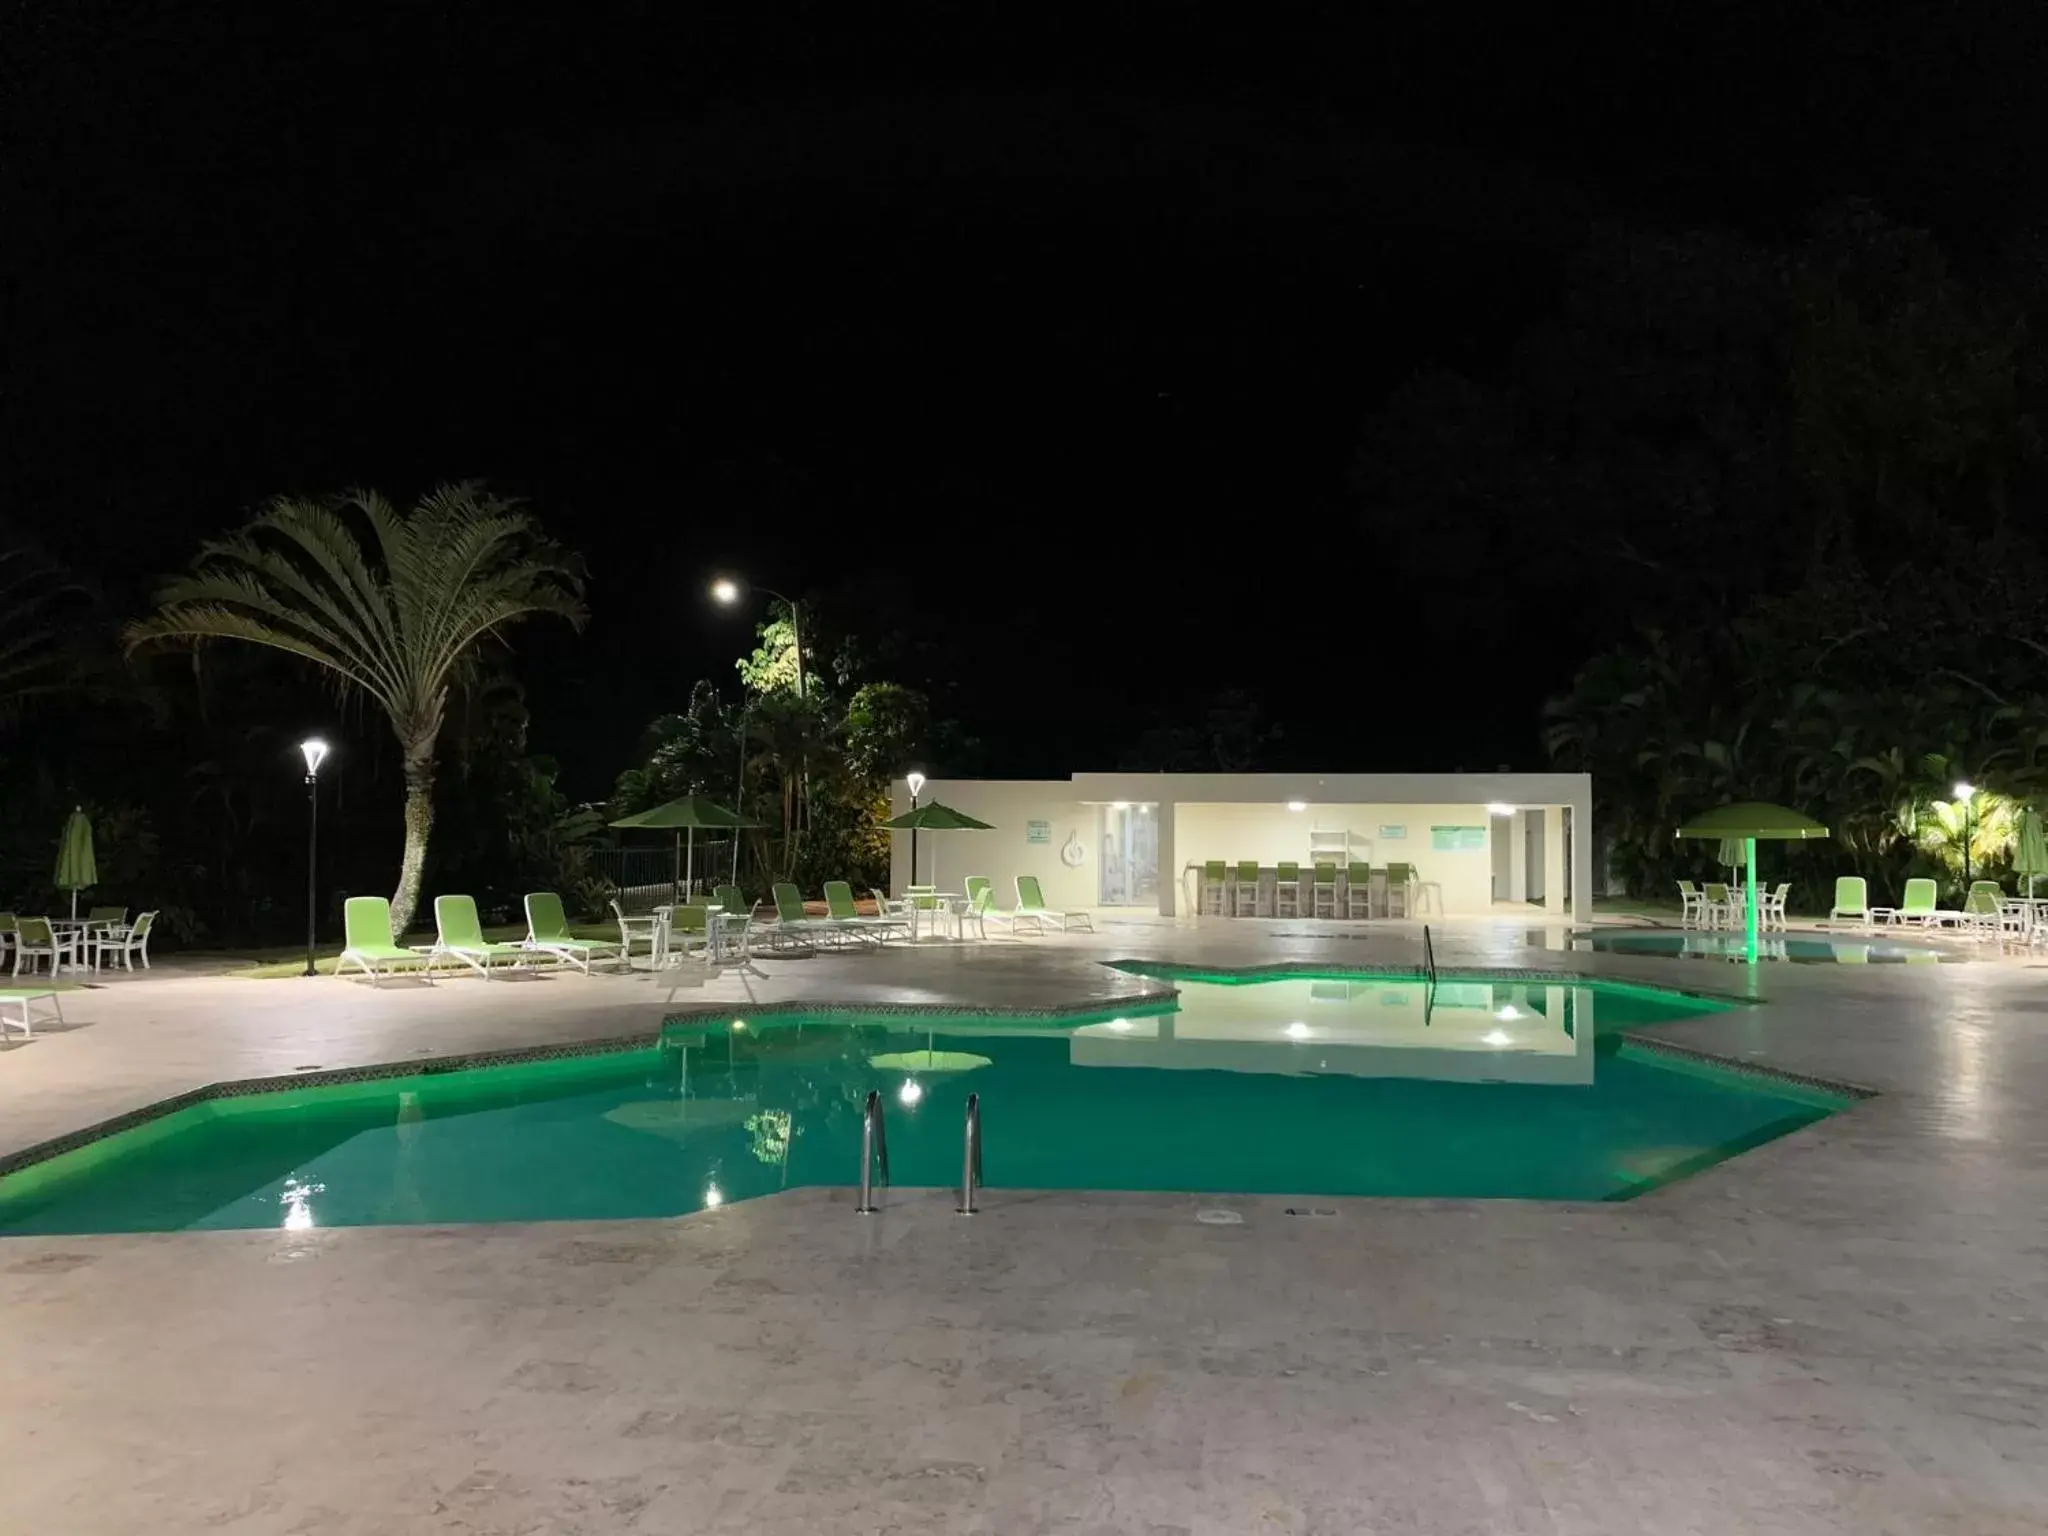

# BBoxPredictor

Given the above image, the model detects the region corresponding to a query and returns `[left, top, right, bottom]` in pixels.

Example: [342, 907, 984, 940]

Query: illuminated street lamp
[906, 770, 927, 885]
[300, 738, 330, 977]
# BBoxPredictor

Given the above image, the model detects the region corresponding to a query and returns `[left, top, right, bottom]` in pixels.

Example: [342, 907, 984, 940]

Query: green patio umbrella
[609, 793, 761, 900]
[2015, 807, 2048, 900]
[53, 805, 97, 921]
[1675, 802, 1830, 962]
[881, 800, 994, 889]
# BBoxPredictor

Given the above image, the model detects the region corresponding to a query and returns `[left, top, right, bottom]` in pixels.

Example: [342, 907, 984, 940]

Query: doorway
[1099, 803, 1159, 907]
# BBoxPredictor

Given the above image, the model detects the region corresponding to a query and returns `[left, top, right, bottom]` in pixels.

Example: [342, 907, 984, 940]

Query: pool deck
[2, 916, 2045, 1533]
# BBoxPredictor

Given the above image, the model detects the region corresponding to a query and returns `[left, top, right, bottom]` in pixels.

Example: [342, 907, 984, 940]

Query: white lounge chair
[0, 988, 61, 1040]
[1013, 874, 1094, 935]
[337, 897, 432, 985]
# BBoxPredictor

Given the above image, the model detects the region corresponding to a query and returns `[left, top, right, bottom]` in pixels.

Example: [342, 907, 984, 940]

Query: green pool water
[0, 974, 1847, 1234]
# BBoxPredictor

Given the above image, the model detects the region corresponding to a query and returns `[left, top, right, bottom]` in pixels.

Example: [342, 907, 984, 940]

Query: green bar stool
[1384, 862, 1414, 919]
[1274, 861, 1302, 918]
[1234, 859, 1261, 916]
[1346, 863, 1373, 918]
[1312, 861, 1338, 917]
[1202, 860, 1227, 915]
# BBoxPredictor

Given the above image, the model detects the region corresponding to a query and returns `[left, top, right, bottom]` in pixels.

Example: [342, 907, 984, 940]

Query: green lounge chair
[769, 883, 831, 949]
[337, 897, 430, 985]
[1826, 877, 1868, 929]
[430, 894, 529, 978]
[1013, 874, 1093, 935]
[524, 892, 624, 974]
[0, 987, 61, 1039]
[825, 880, 904, 942]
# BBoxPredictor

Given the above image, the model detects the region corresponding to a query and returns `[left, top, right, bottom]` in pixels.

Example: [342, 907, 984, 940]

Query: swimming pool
[1568, 929, 1959, 963]
[0, 974, 1849, 1233]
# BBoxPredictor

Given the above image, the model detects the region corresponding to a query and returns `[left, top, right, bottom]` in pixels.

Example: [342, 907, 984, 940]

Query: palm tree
[125, 484, 586, 934]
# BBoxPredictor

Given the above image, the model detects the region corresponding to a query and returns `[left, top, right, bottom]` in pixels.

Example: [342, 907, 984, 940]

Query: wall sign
[1025, 819, 1052, 844]
[1430, 825, 1487, 851]
[1377, 824, 1408, 840]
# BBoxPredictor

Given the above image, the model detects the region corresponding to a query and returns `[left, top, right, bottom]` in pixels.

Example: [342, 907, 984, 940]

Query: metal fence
[588, 843, 737, 913]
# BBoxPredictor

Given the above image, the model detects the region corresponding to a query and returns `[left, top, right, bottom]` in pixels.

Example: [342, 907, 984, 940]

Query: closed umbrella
[2015, 808, 2048, 901]
[609, 794, 761, 902]
[880, 800, 994, 891]
[53, 805, 97, 922]
[1675, 802, 1830, 963]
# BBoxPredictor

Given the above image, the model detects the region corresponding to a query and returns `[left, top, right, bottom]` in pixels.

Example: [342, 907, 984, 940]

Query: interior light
[898, 1078, 924, 1107]
[1953, 780, 1975, 801]
[703, 1182, 725, 1209]
[1286, 800, 1307, 812]
[1285, 1021, 1310, 1039]
[1485, 801, 1514, 816]
[1494, 1005, 1520, 1021]
[1482, 1029, 1512, 1047]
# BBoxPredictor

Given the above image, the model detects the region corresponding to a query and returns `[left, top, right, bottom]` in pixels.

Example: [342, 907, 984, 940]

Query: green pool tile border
[0, 989, 1181, 1186]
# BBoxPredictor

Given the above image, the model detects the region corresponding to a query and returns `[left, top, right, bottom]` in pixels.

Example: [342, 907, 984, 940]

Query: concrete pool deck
[2, 915, 2044, 1532]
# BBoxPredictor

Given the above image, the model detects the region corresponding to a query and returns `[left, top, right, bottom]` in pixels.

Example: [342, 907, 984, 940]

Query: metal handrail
[856, 1089, 889, 1214]
[1422, 923, 1438, 985]
[957, 1092, 982, 1216]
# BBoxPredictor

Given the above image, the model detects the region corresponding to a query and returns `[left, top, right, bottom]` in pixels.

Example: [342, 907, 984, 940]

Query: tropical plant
[124, 484, 586, 933]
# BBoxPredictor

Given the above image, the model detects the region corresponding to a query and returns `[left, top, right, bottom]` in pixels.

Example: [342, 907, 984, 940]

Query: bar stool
[1384, 862, 1413, 919]
[1312, 861, 1338, 917]
[1202, 860, 1227, 914]
[1274, 861, 1302, 918]
[1234, 859, 1261, 916]
[1346, 862, 1373, 918]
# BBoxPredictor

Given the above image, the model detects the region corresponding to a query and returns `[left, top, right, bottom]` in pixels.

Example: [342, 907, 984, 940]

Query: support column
[1570, 796, 1593, 925]
[1508, 810, 1530, 902]
[1543, 808, 1566, 921]
[1156, 801, 1178, 917]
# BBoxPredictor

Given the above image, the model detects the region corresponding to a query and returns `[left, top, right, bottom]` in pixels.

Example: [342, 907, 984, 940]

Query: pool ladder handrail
[856, 1089, 889, 1214]
[957, 1092, 981, 1216]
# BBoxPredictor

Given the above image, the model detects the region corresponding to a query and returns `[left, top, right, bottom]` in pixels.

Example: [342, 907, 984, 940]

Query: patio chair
[1761, 883, 1791, 932]
[609, 898, 663, 967]
[12, 917, 78, 977]
[91, 910, 156, 971]
[337, 897, 430, 985]
[1826, 877, 1869, 930]
[523, 892, 624, 974]
[1677, 881, 1706, 928]
[430, 894, 529, 979]
[0, 987, 62, 1040]
[1013, 874, 1093, 935]
[824, 880, 901, 943]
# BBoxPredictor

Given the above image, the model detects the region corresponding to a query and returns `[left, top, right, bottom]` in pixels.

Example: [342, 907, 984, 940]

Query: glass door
[1098, 804, 1160, 907]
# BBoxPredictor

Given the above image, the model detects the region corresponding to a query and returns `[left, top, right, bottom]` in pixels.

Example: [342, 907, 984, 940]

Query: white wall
[887, 780, 1095, 909]
[1170, 801, 1499, 914]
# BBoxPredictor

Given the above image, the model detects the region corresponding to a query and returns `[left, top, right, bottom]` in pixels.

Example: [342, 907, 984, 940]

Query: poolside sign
[1430, 825, 1486, 851]
[1026, 819, 1052, 844]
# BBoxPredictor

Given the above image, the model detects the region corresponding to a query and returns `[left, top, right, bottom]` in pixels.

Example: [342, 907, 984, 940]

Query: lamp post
[1954, 781, 1976, 887]
[300, 738, 330, 976]
[906, 770, 927, 887]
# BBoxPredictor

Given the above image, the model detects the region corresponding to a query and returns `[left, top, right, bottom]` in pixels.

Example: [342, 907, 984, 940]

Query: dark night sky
[10, 3, 2048, 794]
